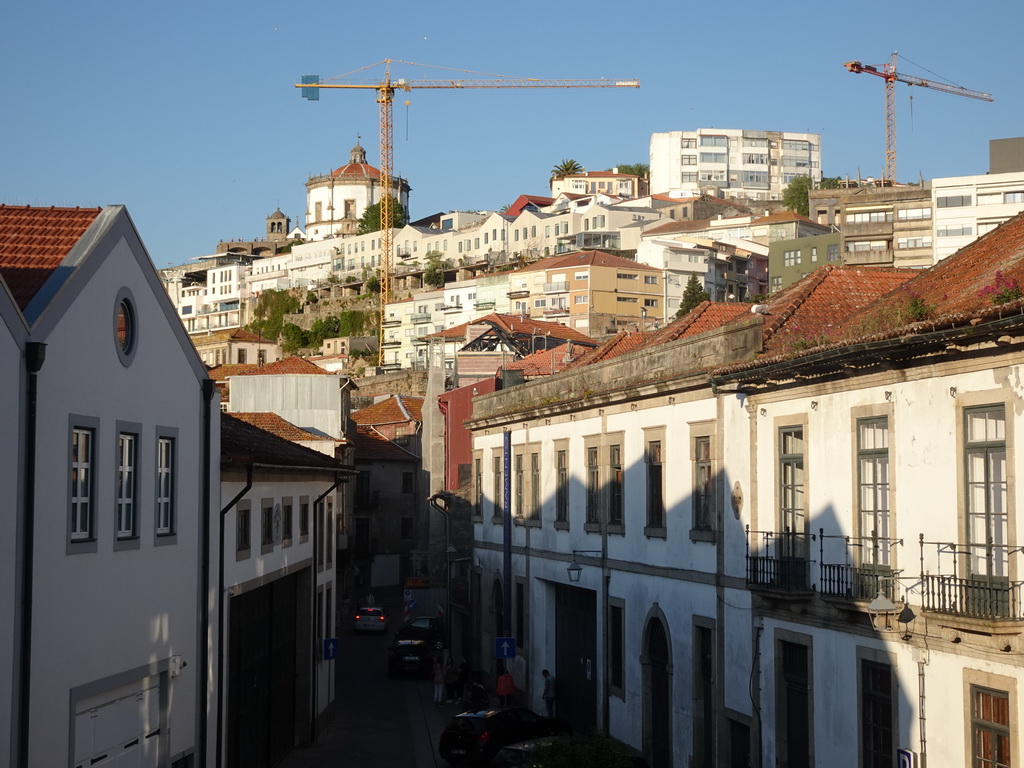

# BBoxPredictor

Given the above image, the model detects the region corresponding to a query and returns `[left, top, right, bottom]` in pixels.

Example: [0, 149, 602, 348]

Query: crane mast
[298, 60, 639, 365]
[843, 52, 993, 184]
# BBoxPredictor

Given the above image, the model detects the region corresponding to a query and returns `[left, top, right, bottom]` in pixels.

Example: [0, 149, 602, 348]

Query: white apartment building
[650, 128, 822, 200]
[932, 170, 1024, 260]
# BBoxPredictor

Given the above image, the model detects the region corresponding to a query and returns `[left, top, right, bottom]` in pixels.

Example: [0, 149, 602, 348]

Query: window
[783, 249, 800, 267]
[474, 457, 483, 517]
[402, 472, 414, 493]
[858, 418, 891, 568]
[701, 135, 728, 146]
[937, 194, 972, 208]
[694, 437, 713, 531]
[897, 207, 932, 220]
[262, 502, 274, 548]
[700, 152, 727, 163]
[71, 427, 95, 541]
[965, 406, 1008, 579]
[300, 499, 310, 538]
[156, 436, 175, 535]
[681, 138, 697, 148]
[530, 452, 540, 520]
[616, 296, 638, 303]
[778, 640, 811, 768]
[827, 244, 840, 262]
[116, 432, 138, 539]
[644, 298, 658, 308]
[608, 445, 623, 526]
[896, 236, 932, 249]
[586, 446, 600, 524]
[617, 273, 638, 280]
[493, 455, 503, 518]
[556, 449, 568, 523]
[743, 153, 768, 165]
[779, 427, 806, 557]
[971, 686, 1010, 767]
[282, 501, 293, 545]
[644, 275, 658, 285]
[574, 295, 589, 305]
[860, 660, 893, 768]
[682, 154, 697, 166]
[1005, 191, 1024, 204]
[847, 211, 892, 224]
[937, 224, 973, 237]
[771, 276, 783, 292]
[237, 504, 251, 552]
[646, 440, 664, 529]
[515, 453, 524, 518]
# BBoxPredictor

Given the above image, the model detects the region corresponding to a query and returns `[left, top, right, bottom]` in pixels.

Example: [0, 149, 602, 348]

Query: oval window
[116, 298, 134, 354]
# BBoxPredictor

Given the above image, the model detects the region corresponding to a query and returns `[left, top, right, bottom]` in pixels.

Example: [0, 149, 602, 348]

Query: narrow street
[278, 588, 464, 768]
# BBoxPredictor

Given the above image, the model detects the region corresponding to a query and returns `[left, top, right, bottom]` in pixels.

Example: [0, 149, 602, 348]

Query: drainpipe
[429, 493, 454, 652]
[14, 342, 45, 768]
[216, 461, 253, 768]
[502, 431, 512, 639]
[198, 378, 215, 768]
[311, 476, 341, 745]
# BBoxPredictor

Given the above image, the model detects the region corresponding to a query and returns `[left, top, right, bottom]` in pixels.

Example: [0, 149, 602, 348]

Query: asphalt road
[278, 593, 464, 768]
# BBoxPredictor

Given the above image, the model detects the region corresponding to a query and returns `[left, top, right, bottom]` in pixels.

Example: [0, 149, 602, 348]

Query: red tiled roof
[233, 356, 336, 376]
[423, 313, 595, 346]
[646, 302, 753, 346]
[330, 162, 380, 179]
[208, 363, 260, 382]
[220, 413, 343, 470]
[524, 250, 660, 273]
[351, 426, 417, 462]
[750, 210, 818, 226]
[230, 411, 335, 443]
[563, 331, 652, 370]
[0, 205, 102, 309]
[502, 343, 579, 376]
[352, 395, 424, 425]
[641, 219, 715, 237]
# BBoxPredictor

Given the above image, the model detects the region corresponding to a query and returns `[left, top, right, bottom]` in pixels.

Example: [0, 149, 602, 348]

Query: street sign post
[495, 637, 516, 659]
[323, 637, 338, 661]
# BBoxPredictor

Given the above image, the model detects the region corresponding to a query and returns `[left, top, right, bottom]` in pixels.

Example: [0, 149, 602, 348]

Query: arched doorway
[642, 615, 672, 768]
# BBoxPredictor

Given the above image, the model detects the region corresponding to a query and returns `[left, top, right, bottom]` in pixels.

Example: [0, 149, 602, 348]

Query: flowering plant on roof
[777, 321, 838, 353]
[978, 271, 1022, 306]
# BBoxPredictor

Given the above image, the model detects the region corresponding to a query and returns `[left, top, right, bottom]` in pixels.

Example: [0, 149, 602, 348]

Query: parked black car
[394, 615, 446, 650]
[439, 707, 572, 766]
[387, 639, 435, 678]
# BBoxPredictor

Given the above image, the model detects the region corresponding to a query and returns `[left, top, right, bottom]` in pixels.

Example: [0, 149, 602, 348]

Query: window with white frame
[117, 432, 138, 539]
[156, 435, 176, 535]
[71, 427, 95, 541]
[965, 405, 1008, 580]
[857, 418, 890, 568]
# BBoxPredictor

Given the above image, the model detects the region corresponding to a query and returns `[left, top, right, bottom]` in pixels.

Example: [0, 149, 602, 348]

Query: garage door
[74, 683, 160, 768]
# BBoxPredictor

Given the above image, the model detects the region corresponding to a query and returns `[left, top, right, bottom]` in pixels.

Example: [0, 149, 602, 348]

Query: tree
[246, 288, 300, 342]
[782, 175, 813, 217]
[357, 196, 408, 234]
[611, 162, 649, 178]
[676, 275, 710, 318]
[363, 273, 380, 294]
[819, 176, 843, 189]
[423, 251, 445, 288]
[551, 159, 584, 179]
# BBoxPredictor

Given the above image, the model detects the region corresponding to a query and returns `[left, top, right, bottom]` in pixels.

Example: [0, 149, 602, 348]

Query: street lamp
[566, 550, 602, 582]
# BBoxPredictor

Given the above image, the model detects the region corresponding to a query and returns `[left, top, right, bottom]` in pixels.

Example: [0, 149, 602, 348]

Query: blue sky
[2, 0, 1020, 267]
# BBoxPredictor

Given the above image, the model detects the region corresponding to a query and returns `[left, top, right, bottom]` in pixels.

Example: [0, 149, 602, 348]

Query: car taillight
[477, 731, 491, 744]
[380, 615, 385, 621]
[354, 614, 361, 620]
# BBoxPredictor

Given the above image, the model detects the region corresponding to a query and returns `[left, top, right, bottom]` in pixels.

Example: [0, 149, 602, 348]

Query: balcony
[507, 289, 530, 299]
[411, 312, 432, 323]
[917, 539, 1024, 620]
[381, 338, 401, 348]
[382, 317, 402, 327]
[442, 303, 463, 314]
[817, 531, 902, 601]
[745, 527, 815, 594]
[543, 281, 570, 293]
[543, 306, 569, 317]
[475, 299, 496, 310]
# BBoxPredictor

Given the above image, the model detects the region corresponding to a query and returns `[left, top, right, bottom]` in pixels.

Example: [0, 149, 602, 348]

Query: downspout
[310, 475, 342, 745]
[216, 461, 253, 768]
[14, 342, 45, 768]
[502, 431, 512, 639]
[198, 378, 215, 768]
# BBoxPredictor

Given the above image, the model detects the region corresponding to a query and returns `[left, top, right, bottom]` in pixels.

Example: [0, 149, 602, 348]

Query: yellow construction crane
[844, 52, 993, 184]
[296, 60, 639, 365]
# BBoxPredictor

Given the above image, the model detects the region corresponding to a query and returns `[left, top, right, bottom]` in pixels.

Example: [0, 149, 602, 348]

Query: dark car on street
[387, 638, 435, 678]
[393, 615, 446, 650]
[438, 707, 572, 766]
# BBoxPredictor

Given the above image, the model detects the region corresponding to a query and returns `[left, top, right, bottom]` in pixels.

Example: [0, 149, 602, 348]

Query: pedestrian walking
[541, 669, 556, 717]
[432, 658, 445, 704]
[496, 666, 515, 707]
[444, 657, 458, 703]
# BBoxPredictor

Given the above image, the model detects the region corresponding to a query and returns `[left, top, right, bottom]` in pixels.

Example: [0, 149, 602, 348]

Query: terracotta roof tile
[647, 302, 752, 345]
[423, 313, 595, 346]
[220, 413, 343, 469]
[230, 411, 336, 442]
[207, 363, 261, 381]
[524, 250, 660, 273]
[351, 425, 418, 462]
[330, 162, 380, 179]
[0, 205, 103, 309]
[233, 356, 336, 376]
[563, 331, 652, 370]
[351, 395, 424, 425]
[502, 343, 578, 376]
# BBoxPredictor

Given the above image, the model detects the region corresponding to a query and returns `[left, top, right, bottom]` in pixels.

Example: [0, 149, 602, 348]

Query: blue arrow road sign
[495, 637, 516, 659]
[323, 637, 338, 661]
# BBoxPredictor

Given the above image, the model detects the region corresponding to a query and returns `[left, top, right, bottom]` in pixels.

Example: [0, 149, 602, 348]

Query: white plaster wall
[228, 375, 345, 438]
[30, 236, 206, 765]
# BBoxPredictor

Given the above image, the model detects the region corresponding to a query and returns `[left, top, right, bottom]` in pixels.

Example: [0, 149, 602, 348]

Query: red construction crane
[844, 52, 993, 184]
[297, 60, 640, 365]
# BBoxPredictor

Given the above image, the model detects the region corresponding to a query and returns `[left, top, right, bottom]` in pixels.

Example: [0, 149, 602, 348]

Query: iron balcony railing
[917, 536, 1024, 620]
[817, 530, 903, 601]
[745, 527, 816, 592]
